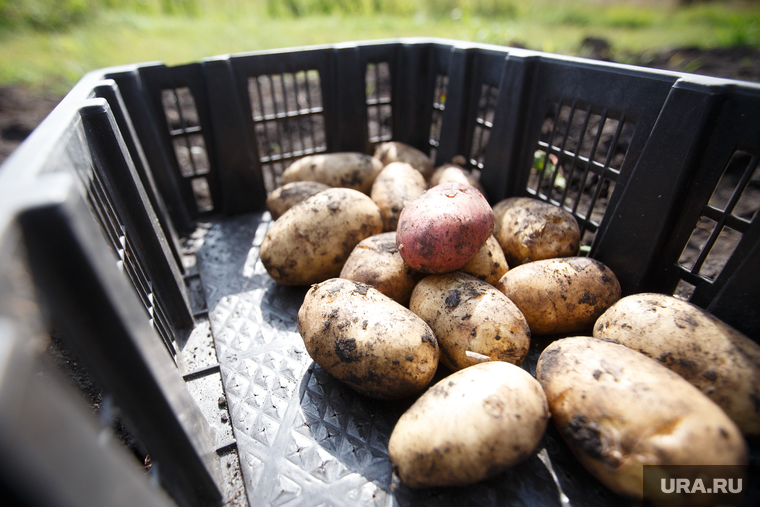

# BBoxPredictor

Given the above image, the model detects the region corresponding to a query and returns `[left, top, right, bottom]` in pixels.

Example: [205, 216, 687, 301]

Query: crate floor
[194, 212, 635, 507]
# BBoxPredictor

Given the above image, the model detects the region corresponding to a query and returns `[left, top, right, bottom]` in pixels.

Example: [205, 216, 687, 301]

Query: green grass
[1, 0, 758, 94]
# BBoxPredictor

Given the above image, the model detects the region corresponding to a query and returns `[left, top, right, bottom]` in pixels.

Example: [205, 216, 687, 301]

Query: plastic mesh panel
[675, 150, 760, 299]
[469, 83, 499, 170]
[248, 70, 326, 192]
[365, 62, 392, 147]
[161, 87, 214, 214]
[528, 99, 635, 248]
[78, 162, 180, 367]
[429, 74, 447, 162]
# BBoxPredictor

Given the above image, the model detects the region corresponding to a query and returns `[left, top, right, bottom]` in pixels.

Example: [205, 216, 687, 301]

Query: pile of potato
[260, 142, 757, 502]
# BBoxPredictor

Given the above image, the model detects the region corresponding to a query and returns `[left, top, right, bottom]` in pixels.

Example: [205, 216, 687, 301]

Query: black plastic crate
[0, 38, 758, 507]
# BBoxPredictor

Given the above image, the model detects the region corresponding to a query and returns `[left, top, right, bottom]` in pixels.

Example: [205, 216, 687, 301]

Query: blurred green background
[0, 0, 758, 93]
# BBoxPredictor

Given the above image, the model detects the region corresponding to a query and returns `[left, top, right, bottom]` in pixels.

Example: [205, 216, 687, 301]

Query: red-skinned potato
[396, 183, 494, 274]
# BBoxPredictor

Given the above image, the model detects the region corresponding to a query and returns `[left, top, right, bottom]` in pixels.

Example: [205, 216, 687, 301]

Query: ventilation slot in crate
[429, 74, 448, 162]
[675, 150, 760, 299]
[469, 83, 499, 171]
[79, 166, 180, 367]
[366, 62, 392, 147]
[248, 70, 326, 192]
[528, 99, 635, 248]
[161, 87, 214, 213]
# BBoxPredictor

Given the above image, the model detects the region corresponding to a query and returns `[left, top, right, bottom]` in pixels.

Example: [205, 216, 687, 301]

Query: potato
[339, 232, 423, 306]
[493, 197, 580, 267]
[281, 152, 383, 193]
[497, 257, 621, 335]
[266, 181, 330, 220]
[297, 278, 439, 400]
[388, 361, 550, 488]
[373, 141, 435, 180]
[491, 198, 512, 239]
[410, 272, 530, 371]
[396, 182, 494, 273]
[594, 293, 760, 437]
[370, 162, 427, 231]
[429, 163, 485, 194]
[459, 235, 509, 286]
[260, 188, 383, 285]
[536, 336, 748, 502]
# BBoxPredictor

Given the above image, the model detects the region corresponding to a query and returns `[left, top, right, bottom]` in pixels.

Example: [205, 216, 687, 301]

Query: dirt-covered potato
[537, 336, 748, 502]
[429, 163, 485, 194]
[396, 182, 494, 273]
[281, 152, 383, 193]
[388, 361, 549, 488]
[260, 188, 383, 285]
[459, 235, 509, 286]
[594, 293, 760, 437]
[266, 181, 330, 220]
[374, 141, 435, 180]
[493, 197, 580, 267]
[497, 257, 621, 335]
[410, 272, 530, 371]
[370, 161, 427, 231]
[491, 198, 512, 239]
[298, 278, 439, 400]
[339, 232, 423, 306]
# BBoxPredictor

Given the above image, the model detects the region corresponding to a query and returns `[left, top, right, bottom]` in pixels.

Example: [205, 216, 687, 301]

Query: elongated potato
[266, 181, 330, 220]
[370, 161, 427, 231]
[410, 272, 530, 371]
[459, 235, 509, 286]
[493, 197, 580, 266]
[298, 278, 439, 400]
[374, 141, 435, 180]
[389, 361, 550, 488]
[281, 152, 383, 193]
[260, 188, 383, 285]
[497, 257, 621, 335]
[594, 293, 760, 437]
[429, 163, 485, 195]
[396, 183, 494, 273]
[536, 337, 748, 502]
[339, 232, 423, 306]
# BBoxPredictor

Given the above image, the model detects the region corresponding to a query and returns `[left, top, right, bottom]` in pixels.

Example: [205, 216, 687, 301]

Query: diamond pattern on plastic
[196, 212, 633, 507]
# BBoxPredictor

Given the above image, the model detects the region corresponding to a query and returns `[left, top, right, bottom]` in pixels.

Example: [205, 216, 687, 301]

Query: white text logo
[661, 478, 742, 494]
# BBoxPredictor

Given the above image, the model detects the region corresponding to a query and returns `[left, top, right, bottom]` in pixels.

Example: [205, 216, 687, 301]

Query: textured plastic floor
[195, 211, 634, 507]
